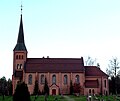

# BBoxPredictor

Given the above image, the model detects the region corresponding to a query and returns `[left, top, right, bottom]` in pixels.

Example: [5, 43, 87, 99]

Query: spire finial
[21, 1, 23, 14]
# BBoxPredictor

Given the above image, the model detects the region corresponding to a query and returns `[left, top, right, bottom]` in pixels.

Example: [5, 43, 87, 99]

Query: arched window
[17, 64, 22, 69]
[75, 75, 79, 84]
[16, 55, 18, 59]
[104, 80, 106, 88]
[41, 75, 45, 84]
[17, 64, 19, 69]
[64, 75, 68, 84]
[89, 89, 91, 95]
[92, 89, 94, 94]
[28, 74, 32, 85]
[52, 75, 56, 84]
[20, 64, 22, 69]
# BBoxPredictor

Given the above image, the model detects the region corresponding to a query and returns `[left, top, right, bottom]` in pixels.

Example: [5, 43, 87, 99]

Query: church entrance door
[52, 89, 56, 95]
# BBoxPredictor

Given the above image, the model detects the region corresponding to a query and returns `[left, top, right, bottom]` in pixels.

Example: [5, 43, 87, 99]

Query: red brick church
[12, 14, 109, 95]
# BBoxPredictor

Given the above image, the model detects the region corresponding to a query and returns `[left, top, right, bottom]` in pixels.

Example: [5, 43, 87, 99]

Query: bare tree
[85, 56, 96, 66]
[107, 57, 120, 77]
[106, 57, 120, 95]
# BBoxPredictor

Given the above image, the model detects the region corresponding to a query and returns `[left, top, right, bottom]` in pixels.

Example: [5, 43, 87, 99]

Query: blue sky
[0, 0, 120, 79]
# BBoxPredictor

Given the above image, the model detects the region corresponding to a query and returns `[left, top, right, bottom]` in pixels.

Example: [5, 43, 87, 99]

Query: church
[12, 13, 109, 95]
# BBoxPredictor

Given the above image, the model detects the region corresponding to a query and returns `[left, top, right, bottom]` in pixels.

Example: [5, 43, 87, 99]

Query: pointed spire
[14, 14, 27, 51]
[17, 14, 24, 43]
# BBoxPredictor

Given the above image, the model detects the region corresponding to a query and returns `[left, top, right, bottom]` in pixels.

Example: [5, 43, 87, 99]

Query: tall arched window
[89, 89, 91, 95]
[92, 89, 94, 94]
[52, 75, 56, 84]
[64, 75, 68, 84]
[20, 64, 22, 69]
[17, 64, 19, 69]
[104, 80, 106, 88]
[75, 75, 79, 84]
[41, 75, 45, 84]
[28, 74, 32, 85]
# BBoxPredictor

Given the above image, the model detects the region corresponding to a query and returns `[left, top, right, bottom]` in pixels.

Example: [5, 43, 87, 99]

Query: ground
[0, 95, 119, 101]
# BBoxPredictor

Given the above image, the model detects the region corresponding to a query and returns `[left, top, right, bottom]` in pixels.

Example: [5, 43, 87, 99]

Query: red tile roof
[85, 66, 108, 77]
[25, 58, 85, 73]
[85, 80, 99, 88]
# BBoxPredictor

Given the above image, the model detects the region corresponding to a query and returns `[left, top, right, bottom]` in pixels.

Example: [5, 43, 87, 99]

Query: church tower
[12, 13, 27, 93]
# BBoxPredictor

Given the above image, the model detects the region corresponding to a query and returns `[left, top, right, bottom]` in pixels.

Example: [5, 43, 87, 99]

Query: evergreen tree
[44, 77, 49, 95]
[70, 80, 73, 95]
[7, 78, 12, 95]
[0, 76, 7, 100]
[13, 82, 31, 101]
[33, 80, 39, 95]
[73, 83, 81, 94]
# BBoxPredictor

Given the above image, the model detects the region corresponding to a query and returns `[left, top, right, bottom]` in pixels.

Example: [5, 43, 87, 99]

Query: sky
[0, 0, 120, 79]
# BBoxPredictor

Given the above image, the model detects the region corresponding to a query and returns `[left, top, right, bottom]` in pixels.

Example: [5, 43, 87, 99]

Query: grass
[30, 95, 65, 101]
[0, 95, 65, 101]
[69, 95, 86, 101]
[0, 95, 119, 101]
[0, 96, 12, 101]
[94, 95, 120, 101]
[70, 95, 120, 101]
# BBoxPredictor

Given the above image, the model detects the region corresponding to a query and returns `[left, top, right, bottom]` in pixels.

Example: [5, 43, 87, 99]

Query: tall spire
[17, 14, 24, 44]
[14, 8, 27, 51]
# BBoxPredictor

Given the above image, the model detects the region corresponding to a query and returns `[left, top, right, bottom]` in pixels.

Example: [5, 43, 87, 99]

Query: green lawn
[0, 95, 65, 101]
[30, 95, 65, 101]
[68, 95, 118, 101]
[0, 95, 119, 101]
[0, 96, 12, 101]
[69, 95, 86, 101]
[94, 95, 120, 101]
